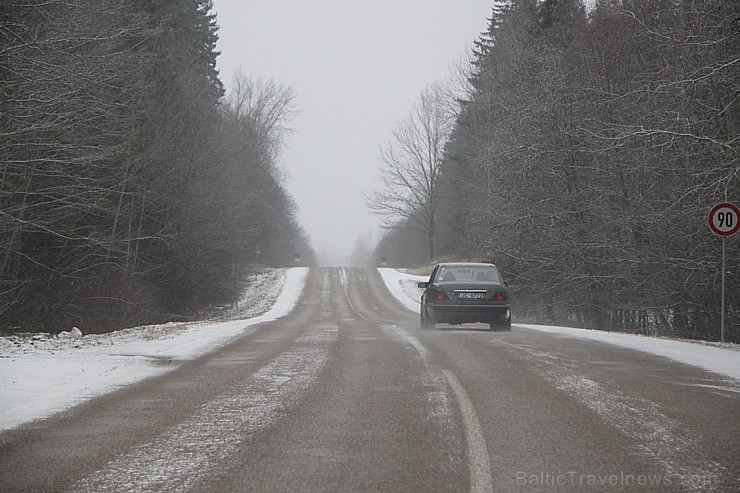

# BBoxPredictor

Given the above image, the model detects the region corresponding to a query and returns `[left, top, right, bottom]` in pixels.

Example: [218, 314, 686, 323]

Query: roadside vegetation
[0, 0, 315, 333]
[369, 0, 739, 342]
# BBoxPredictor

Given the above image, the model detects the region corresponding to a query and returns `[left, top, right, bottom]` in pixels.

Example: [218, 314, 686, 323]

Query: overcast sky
[212, 0, 494, 264]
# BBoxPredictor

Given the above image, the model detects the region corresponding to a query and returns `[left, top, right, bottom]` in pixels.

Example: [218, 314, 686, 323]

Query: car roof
[437, 262, 496, 268]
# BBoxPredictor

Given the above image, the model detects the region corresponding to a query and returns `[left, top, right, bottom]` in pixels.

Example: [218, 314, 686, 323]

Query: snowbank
[0, 268, 309, 431]
[378, 268, 740, 381]
[377, 268, 428, 312]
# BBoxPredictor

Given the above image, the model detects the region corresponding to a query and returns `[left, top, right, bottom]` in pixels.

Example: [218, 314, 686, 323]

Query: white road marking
[339, 267, 370, 322]
[385, 326, 493, 493]
[443, 370, 494, 493]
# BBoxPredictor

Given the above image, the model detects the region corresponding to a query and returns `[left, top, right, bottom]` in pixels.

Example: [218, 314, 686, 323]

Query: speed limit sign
[708, 202, 739, 236]
[709, 202, 738, 343]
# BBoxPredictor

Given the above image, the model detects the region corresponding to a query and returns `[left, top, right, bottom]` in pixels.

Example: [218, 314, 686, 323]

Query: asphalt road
[1, 268, 738, 492]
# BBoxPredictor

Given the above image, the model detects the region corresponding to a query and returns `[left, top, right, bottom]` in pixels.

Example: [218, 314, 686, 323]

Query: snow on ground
[377, 268, 428, 313]
[0, 268, 309, 431]
[3, 266, 737, 432]
[378, 268, 740, 382]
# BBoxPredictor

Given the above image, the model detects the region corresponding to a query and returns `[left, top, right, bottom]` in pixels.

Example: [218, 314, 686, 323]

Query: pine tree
[468, 1, 512, 95]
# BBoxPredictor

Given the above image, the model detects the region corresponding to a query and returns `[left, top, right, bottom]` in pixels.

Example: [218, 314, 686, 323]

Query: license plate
[457, 292, 484, 300]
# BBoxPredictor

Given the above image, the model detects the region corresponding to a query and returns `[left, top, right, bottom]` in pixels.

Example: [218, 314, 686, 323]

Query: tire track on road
[497, 339, 726, 492]
[73, 271, 338, 493]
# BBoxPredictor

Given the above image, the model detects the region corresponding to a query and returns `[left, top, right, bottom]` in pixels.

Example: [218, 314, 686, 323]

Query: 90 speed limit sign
[708, 202, 739, 237]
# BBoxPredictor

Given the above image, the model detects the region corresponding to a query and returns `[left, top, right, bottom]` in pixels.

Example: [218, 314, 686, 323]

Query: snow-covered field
[377, 268, 740, 382]
[2, 266, 737, 432]
[0, 268, 308, 431]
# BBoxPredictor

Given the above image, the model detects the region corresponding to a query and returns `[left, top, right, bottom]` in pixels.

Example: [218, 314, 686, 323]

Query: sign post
[708, 202, 739, 343]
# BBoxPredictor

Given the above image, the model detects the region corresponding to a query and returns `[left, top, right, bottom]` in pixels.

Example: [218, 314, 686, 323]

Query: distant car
[418, 262, 511, 330]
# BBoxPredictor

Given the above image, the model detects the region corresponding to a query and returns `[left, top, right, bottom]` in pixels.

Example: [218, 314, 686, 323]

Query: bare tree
[366, 84, 455, 260]
[226, 70, 299, 164]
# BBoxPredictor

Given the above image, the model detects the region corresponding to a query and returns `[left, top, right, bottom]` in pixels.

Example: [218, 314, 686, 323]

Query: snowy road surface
[1, 267, 738, 492]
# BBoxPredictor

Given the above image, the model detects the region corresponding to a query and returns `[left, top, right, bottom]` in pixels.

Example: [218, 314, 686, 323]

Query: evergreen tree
[0, 0, 315, 332]
[432, 0, 738, 341]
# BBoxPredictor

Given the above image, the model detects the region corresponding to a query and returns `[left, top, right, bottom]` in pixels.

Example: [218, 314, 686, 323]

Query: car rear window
[437, 266, 500, 283]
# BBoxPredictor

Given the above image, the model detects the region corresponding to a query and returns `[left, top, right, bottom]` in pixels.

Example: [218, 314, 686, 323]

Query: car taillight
[435, 292, 448, 301]
[496, 292, 507, 301]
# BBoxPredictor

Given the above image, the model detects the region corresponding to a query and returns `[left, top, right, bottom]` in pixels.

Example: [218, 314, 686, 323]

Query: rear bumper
[429, 303, 510, 324]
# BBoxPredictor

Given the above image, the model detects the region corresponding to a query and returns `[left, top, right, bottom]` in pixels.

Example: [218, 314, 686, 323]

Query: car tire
[501, 313, 512, 331]
[421, 307, 435, 330]
[489, 314, 512, 331]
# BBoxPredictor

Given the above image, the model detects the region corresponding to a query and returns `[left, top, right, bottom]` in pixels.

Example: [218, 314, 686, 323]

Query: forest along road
[0, 268, 738, 492]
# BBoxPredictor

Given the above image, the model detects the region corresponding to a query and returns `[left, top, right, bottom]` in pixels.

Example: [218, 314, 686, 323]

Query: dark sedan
[418, 263, 511, 330]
